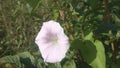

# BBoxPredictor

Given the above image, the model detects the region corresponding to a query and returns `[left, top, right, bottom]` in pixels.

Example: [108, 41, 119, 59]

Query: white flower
[35, 20, 69, 63]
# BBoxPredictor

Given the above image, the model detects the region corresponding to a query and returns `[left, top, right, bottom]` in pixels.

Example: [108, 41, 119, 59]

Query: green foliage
[111, 59, 120, 68]
[26, 0, 41, 12]
[86, 0, 99, 10]
[90, 40, 106, 68]
[71, 39, 97, 63]
[0, 0, 120, 68]
[63, 60, 76, 68]
[0, 52, 35, 68]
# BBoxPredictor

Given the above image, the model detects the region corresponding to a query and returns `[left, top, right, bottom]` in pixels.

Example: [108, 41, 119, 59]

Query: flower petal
[35, 20, 69, 63]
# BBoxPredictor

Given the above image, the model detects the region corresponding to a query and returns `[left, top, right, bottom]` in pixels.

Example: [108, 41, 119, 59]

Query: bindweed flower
[35, 20, 69, 63]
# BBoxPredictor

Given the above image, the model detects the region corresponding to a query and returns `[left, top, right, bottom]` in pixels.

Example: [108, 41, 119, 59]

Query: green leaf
[90, 40, 106, 68]
[37, 58, 45, 68]
[71, 40, 97, 63]
[111, 59, 120, 68]
[87, 0, 98, 10]
[53, 9, 59, 21]
[112, 63, 120, 68]
[112, 13, 120, 24]
[26, 0, 41, 12]
[0, 55, 21, 67]
[17, 52, 35, 64]
[55, 63, 62, 68]
[80, 40, 97, 63]
[71, 39, 84, 49]
[63, 60, 76, 68]
[84, 32, 94, 42]
[46, 63, 62, 68]
[116, 31, 120, 38]
[0, 52, 35, 68]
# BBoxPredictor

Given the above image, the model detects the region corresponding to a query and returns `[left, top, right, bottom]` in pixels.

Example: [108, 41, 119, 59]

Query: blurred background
[0, 0, 120, 68]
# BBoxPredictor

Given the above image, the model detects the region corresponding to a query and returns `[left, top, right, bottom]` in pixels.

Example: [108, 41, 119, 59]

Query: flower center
[51, 36, 58, 45]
